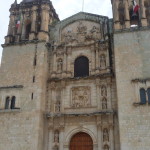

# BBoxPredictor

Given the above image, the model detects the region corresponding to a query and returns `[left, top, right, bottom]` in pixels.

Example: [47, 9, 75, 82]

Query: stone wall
[0, 42, 48, 150]
[114, 29, 150, 150]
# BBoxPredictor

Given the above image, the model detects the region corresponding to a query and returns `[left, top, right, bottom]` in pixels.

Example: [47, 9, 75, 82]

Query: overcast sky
[0, 0, 112, 64]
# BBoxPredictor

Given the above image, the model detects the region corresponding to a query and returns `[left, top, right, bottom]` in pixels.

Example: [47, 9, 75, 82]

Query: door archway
[70, 132, 93, 150]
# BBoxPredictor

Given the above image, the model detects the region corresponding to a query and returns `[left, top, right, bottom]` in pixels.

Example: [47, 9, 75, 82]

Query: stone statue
[57, 59, 63, 72]
[54, 131, 59, 143]
[101, 85, 107, 96]
[102, 98, 107, 109]
[103, 129, 109, 142]
[55, 101, 61, 113]
[100, 55, 106, 69]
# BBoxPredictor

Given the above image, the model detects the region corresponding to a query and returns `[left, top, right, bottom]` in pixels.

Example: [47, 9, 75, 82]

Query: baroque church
[0, 0, 150, 150]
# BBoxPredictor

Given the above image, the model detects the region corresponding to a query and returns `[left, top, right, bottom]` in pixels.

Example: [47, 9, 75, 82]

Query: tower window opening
[118, 2, 125, 25]
[147, 88, 150, 104]
[74, 56, 89, 77]
[10, 96, 16, 109]
[25, 22, 31, 39]
[129, 5, 139, 26]
[31, 93, 34, 100]
[140, 88, 146, 104]
[5, 97, 10, 109]
[33, 76, 35, 83]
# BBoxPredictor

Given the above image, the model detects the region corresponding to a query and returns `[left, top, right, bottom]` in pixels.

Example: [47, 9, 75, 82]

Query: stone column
[95, 48, 99, 73]
[67, 48, 72, 77]
[38, 4, 50, 40]
[51, 52, 57, 78]
[41, 4, 50, 32]
[59, 128, 64, 150]
[114, 1, 120, 30]
[97, 125, 102, 150]
[96, 81, 101, 110]
[141, 0, 147, 26]
[21, 13, 26, 40]
[109, 125, 114, 150]
[30, 6, 37, 40]
[7, 14, 15, 35]
[124, 0, 130, 28]
[62, 52, 67, 77]
[91, 45, 96, 75]
[48, 129, 53, 150]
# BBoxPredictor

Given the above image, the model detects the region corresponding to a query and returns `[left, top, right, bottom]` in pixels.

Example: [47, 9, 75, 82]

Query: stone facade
[0, 0, 150, 150]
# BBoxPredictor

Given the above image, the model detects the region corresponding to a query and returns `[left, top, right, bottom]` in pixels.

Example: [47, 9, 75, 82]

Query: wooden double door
[70, 132, 93, 150]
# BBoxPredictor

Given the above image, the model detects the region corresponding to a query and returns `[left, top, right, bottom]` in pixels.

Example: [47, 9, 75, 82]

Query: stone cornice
[46, 110, 116, 118]
[0, 85, 23, 90]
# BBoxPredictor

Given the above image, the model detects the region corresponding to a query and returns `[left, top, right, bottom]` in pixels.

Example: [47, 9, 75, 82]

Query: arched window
[129, 5, 139, 26]
[140, 88, 146, 104]
[10, 96, 16, 109]
[25, 21, 31, 39]
[118, 2, 125, 25]
[5, 97, 10, 109]
[74, 56, 89, 77]
[147, 88, 150, 104]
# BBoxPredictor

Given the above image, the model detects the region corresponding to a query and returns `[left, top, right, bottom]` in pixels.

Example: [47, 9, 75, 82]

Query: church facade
[0, 0, 150, 150]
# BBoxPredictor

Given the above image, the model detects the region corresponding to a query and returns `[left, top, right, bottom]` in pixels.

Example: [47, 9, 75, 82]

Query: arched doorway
[70, 132, 93, 150]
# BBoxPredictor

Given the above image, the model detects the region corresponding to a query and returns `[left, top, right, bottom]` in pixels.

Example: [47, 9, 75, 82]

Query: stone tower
[111, 0, 150, 150]
[0, 0, 59, 150]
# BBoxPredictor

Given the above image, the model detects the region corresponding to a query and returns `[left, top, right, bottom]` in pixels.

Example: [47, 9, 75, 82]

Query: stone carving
[54, 131, 59, 143]
[103, 128, 109, 142]
[86, 26, 101, 40]
[100, 54, 106, 69]
[101, 85, 107, 97]
[57, 58, 63, 72]
[55, 101, 61, 113]
[72, 86, 91, 108]
[63, 30, 76, 43]
[77, 21, 87, 34]
[102, 98, 107, 109]
[104, 145, 109, 150]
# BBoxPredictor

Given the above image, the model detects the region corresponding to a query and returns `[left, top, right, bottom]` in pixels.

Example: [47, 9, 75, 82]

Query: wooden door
[70, 132, 93, 150]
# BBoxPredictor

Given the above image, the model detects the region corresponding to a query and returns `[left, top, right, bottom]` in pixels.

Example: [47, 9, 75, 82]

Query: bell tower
[111, 0, 149, 30]
[111, 0, 150, 150]
[5, 0, 59, 44]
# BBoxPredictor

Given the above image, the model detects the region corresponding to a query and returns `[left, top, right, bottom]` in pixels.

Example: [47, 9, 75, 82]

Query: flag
[16, 15, 21, 28]
[132, 0, 140, 14]
[16, 20, 20, 28]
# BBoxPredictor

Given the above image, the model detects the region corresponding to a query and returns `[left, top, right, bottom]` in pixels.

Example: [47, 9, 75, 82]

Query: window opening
[10, 96, 16, 109]
[140, 88, 146, 104]
[5, 97, 10, 109]
[74, 56, 89, 77]
[147, 88, 150, 104]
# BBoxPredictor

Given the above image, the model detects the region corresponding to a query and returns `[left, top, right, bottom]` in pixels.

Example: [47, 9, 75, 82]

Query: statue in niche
[102, 98, 107, 109]
[55, 101, 61, 113]
[101, 85, 107, 97]
[57, 59, 63, 72]
[104, 145, 109, 150]
[100, 55, 106, 69]
[103, 128, 109, 142]
[54, 131, 59, 143]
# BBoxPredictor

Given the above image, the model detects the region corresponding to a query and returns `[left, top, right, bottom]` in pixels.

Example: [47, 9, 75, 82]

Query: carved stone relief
[71, 86, 91, 108]
[55, 101, 61, 113]
[62, 21, 101, 44]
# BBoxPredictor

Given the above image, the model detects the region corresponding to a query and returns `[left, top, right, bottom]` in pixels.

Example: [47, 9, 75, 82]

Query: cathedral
[0, 0, 150, 150]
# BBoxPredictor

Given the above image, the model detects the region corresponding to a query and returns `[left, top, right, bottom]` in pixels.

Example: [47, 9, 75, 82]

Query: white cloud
[0, 0, 112, 65]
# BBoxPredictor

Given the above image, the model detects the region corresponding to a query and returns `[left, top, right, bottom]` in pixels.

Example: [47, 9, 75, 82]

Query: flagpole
[82, 0, 84, 12]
